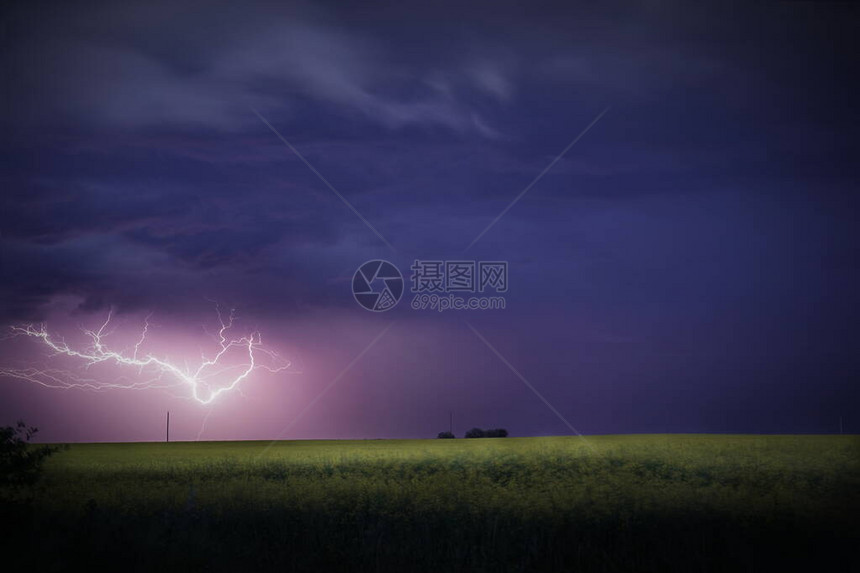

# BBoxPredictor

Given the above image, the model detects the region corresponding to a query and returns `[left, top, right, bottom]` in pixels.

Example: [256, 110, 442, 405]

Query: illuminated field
[4, 435, 858, 572]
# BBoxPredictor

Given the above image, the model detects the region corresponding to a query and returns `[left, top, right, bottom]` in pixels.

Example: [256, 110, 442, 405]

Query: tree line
[437, 428, 508, 439]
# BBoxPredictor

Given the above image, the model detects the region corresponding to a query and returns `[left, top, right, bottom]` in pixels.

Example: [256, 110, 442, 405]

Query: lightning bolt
[0, 306, 292, 405]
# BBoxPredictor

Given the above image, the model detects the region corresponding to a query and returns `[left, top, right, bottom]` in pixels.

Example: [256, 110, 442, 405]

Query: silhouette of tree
[436, 431, 455, 439]
[464, 427, 485, 438]
[0, 421, 64, 489]
[464, 427, 509, 438]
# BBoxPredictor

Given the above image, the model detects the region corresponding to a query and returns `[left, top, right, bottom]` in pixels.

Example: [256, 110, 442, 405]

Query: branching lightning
[0, 307, 291, 404]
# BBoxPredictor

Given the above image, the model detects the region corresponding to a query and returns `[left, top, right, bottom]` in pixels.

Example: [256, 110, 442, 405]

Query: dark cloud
[1, 0, 517, 136]
[0, 0, 857, 435]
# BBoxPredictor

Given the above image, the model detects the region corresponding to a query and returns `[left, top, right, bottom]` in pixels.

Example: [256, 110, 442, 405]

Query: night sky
[1, 1, 857, 442]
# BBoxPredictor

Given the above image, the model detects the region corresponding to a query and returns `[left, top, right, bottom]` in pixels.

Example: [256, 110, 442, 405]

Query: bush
[465, 428, 509, 438]
[0, 421, 63, 488]
[436, 432, 455, 439]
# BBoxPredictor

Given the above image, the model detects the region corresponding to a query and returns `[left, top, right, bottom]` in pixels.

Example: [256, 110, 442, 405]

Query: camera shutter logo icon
[352, 260, 403, 312]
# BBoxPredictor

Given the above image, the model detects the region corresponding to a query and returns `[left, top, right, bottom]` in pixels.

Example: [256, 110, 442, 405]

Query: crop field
[2, 434, 858, 572]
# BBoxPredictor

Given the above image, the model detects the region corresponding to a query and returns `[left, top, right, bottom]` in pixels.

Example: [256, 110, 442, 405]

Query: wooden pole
[166, 411, 170, 443]
[449, 411, 453, 435]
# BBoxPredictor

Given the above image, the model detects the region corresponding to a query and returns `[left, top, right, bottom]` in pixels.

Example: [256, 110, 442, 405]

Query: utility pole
[449, 411, 453, 435]
[166, 411, 170, 443]
[840, 416, 843, 435]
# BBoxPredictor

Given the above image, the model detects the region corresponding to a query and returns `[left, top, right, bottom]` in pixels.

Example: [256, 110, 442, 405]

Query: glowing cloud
[0, 307, 291, 404]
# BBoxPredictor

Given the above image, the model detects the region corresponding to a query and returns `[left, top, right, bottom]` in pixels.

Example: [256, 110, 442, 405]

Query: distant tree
[464, 427, 485, 439]
[0, 421, 64, 489]
[437, 431, 455, 439]
[464, 427, 509, 438]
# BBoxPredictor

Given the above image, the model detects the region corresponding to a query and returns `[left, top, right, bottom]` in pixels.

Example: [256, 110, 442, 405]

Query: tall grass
[2, 435, 858, 571]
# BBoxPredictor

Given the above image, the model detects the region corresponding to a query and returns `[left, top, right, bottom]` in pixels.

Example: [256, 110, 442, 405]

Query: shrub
[436, 432, 455, 439]
[464, 428, 509, 438]
[0, 421, 63, 488]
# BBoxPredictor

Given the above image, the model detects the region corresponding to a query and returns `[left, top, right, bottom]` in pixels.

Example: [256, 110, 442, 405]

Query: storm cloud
[1, 0, 856, 440]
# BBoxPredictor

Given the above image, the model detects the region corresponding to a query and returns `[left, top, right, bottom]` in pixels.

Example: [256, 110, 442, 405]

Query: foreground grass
[2, 435, 858, 572]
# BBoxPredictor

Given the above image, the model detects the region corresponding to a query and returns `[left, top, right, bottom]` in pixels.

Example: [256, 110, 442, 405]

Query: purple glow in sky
[1, 0, 857, 442]
[1, 305, 292, 405]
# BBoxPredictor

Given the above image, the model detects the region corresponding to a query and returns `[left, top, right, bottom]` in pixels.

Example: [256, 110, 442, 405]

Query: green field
[3, 435, 858, 571]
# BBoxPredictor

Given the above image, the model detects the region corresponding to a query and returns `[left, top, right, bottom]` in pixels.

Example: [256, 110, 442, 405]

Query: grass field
[2, 434, 858, 571]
